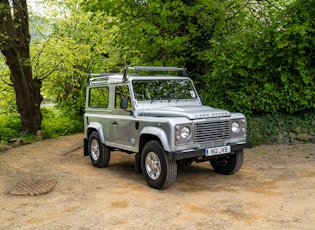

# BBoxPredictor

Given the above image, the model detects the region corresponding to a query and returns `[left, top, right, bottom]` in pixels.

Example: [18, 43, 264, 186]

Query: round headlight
[181, 127, 191, 139]
[232, 122, 240, 133]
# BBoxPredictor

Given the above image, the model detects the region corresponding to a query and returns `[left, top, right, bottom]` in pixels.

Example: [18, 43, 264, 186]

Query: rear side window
[89, 87, 109, 108]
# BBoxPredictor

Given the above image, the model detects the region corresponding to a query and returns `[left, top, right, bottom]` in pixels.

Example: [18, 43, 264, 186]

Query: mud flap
[83, 138, 89, 156]
[135, 153, 142, 174]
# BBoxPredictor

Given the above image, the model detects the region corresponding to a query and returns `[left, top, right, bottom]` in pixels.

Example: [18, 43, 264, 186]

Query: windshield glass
[132, 79, 197, 101]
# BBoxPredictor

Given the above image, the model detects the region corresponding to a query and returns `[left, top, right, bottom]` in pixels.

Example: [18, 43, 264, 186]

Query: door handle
[112, 121, 118, 125]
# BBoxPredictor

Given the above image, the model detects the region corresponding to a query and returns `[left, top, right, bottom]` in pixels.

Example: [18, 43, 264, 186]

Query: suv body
[83, 66, 252, 189]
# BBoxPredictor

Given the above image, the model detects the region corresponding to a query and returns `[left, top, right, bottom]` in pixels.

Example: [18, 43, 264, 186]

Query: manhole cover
[9, 179, 57, 196]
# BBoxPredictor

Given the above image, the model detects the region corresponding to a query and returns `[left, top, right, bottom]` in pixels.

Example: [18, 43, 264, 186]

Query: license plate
[205, 146, 231, 157]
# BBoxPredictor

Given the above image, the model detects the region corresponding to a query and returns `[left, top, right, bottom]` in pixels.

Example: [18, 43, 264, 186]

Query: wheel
[88, 131, 110, 168]
[210, 150, 244, 175]
[141, 140, 177, 190]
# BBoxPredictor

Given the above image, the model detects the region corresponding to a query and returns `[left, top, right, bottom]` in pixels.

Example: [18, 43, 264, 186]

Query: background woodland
[0, 0, 314, 145]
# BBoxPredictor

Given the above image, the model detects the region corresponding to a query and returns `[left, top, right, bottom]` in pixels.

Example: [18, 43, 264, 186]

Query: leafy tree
[13, 0, 311, 119]
[38, 0, 109, 115]
[82, 0, 243, 85]
[42, 0, 262, 113]
[0, 0, 42, 133]
[203, 0, 315, 114]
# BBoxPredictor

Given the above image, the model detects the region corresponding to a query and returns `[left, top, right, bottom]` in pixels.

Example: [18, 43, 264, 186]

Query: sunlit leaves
[204, 0, 315, 114]
[82, 0, 224, 72]
[30, 0, 110, 114]
[25, 0, 315, 116]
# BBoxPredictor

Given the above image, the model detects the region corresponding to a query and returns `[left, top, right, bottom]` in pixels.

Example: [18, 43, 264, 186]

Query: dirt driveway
[0, 133, 314, 229]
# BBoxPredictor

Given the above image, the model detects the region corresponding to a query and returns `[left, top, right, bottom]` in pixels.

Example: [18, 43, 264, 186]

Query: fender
[140, 126, 172, 152]
[87, 122, 106, 144]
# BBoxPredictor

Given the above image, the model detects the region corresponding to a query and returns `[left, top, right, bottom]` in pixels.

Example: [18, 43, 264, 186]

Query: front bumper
[170, 141, 252, 161]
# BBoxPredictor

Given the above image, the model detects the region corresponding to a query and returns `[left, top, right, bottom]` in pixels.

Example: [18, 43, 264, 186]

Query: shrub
[0, 113, 23, 132]
[203, 0, 315, 115]
[0, 108, 83, 142]
[0, 114, 22, 141]
[0, 127, 19, 142]
[247, 110, 315, 145]
[41, 108, 83, 138]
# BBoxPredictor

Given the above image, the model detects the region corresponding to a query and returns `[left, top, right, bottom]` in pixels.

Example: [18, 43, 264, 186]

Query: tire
[210, 150, 244, 175]
[141, 140, 177, 190]
[88, 131, 110, 168]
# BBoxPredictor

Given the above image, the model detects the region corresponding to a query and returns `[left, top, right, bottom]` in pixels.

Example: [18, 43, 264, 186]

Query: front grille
[194, 120, 230, 143]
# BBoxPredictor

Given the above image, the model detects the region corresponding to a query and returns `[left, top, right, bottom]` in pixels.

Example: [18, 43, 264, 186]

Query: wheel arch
[86, 122, 105, 144]
[139, 127, 171, 154]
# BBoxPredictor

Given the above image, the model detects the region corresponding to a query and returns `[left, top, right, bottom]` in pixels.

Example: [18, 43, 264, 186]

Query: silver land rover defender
[83, 66, 252, 189]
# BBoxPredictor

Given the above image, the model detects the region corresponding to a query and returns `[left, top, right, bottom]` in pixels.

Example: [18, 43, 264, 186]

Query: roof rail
[87, 73, 116, 85]
[130, 66, 186, 72]
[123, 66, 187, 81]
[88, 66, 188, 84]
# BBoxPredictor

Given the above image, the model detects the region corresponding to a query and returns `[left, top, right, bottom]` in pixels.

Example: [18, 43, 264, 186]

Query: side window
[89, 87, 109, 108]
[115, 85, 132, 109]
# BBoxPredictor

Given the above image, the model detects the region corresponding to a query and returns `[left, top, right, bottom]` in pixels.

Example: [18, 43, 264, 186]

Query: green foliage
[0, 113, 23, 141]
[0, 128, 19, 142]
[0, 113, 23, 132]
[82, 0, 230, 82]
[44, 0, 314, 115]
[203, 0, 315, 114]
[247, 110, 315, 145]
[0, 108, 83, 143]
[41, 108, 83, 138]
[29, 0, 110, 115]
[2, 0, 314, 143]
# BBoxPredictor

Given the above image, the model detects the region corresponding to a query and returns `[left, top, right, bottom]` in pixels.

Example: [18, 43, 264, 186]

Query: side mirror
[120, 97, 128, 109]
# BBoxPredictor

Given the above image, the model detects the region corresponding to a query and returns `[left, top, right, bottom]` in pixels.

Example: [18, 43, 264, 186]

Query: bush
[0, 127, 19, 142]
[247, 110, 315, 145]
[203, 0, 315, 115]
[0, 108, 83, 142]
[41, 108, 83, 138]
[0, 113, 23, 131]
[0, 113, 23, 141]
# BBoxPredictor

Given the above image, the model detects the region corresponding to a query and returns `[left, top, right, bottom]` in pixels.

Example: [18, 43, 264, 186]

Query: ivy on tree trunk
[0, 0, 42, 134]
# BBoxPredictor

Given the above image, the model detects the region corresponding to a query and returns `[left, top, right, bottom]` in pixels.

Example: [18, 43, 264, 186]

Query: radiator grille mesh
[194, 120, 230, 143]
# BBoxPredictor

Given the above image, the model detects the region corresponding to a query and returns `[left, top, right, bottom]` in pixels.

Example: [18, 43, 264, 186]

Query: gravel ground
[0, 133, 315, 229]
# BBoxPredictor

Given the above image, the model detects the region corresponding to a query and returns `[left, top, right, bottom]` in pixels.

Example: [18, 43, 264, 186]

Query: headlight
[180, 126, 191, 139]
[231, 122, 240, 133]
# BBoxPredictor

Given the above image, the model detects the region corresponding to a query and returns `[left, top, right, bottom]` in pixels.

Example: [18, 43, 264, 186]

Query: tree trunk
[0, 0, 43, 134]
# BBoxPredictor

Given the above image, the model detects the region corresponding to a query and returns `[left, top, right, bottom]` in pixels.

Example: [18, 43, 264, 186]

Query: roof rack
[129, 66, 186, 72]
[123, 66, 187, 81]
[87, 73, 117, 85]
[87, 66, 188, 84]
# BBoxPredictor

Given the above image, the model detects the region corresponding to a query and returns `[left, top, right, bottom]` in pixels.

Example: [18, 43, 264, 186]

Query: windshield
[132, 79, 197, 101]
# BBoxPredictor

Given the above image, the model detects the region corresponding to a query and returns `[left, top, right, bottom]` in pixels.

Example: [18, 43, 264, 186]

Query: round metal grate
[8, 179, 57, 196]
